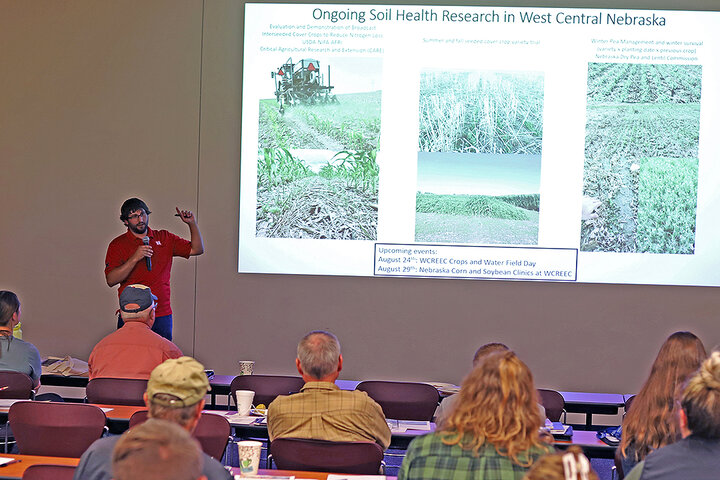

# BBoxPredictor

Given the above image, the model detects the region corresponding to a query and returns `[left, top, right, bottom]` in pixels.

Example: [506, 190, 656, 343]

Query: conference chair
[537, 388, 566, 422]
[8, 402, 106, 457]
[268, 438, 385, 474]
[229, 375, 305, 408]
[129, 410, 233, 461]
[624, 394, 636, 414]
[355, 381, 439, 421]
[0, 371, 34, 399]
[85, 377, 148, 406]
[22, 464, 76, 480]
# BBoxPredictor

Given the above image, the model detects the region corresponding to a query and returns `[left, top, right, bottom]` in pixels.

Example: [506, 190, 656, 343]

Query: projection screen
[239, 3, 720, 287]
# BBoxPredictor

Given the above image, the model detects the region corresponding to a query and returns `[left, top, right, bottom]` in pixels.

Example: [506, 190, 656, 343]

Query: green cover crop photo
[581, 63, 701, 254]
[256, 148, 379, 240]
[418, 70, 544, 155]
[415, 153, 540, 245]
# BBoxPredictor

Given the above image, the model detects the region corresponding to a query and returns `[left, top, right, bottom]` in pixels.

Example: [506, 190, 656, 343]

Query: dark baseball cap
[119, 284, 157, 313]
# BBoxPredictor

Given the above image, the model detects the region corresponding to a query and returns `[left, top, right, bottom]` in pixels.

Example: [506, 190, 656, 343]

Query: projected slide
[239, 3, 720, 287]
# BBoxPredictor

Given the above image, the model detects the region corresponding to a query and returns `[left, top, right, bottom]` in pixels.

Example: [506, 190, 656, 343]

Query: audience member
[112, 418, 205, 480]
[267, 330, 391, 449]
[88, 284, 182, 379]
[523, 446, 599, 480]
[74, 356, 231, 480]
[625, 351, 720, 480]
[619, 331, 706, 474]
[0, 291, 41, 387]
[398, 350, 553, 480]
[435, 343, 545, 425]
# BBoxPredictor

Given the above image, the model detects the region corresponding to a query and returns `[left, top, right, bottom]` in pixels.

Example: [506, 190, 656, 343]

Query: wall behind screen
[1, 0, 718, 394]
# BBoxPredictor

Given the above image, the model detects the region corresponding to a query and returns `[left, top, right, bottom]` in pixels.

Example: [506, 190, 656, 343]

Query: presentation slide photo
[581, 63, 702, 255]
[418, 70, 544, 155]
[415, 153, 541, 245]
[255, 56, 382, 240]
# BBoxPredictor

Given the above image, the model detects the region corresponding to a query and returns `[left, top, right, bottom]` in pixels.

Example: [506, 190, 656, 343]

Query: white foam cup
[235, 390, 255, 416]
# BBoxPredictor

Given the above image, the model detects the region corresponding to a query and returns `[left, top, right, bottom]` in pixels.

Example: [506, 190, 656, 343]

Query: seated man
[268, 330, 391, 449]
[112, 419, 205, 480]
[435, 343, 510, 423]
[625, 351, 720, 480]
[89, 284, 182, 379]
[75, 356, 231, 480]
[435, 343, 546, 425]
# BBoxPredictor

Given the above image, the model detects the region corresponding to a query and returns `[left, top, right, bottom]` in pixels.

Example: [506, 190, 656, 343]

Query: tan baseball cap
[146, 357, 210, 407]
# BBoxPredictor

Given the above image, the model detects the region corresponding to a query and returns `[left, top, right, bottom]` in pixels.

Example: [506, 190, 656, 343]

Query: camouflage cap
[146, 357, 210, 407]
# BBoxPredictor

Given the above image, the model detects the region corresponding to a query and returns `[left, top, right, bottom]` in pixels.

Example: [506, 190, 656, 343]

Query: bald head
[297, 331, 341, 380]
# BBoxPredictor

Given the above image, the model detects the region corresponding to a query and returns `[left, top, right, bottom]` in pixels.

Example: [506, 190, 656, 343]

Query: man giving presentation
[104, 198, 204, 340]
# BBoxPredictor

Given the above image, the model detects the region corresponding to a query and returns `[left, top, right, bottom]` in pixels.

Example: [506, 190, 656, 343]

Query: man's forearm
[105, 261, 138, 287]
[188, 223, 204, 256]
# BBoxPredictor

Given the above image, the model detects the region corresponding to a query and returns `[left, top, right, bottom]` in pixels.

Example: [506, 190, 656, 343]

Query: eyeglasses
[127, 212, 147, 221]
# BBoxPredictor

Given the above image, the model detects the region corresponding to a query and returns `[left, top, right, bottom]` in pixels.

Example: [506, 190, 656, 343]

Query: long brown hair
[620, 331, 707, 461]
[441, 350, 548, 466]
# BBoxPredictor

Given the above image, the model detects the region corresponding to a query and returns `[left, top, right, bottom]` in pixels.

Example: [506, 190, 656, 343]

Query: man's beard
[129, 223, 148, 235]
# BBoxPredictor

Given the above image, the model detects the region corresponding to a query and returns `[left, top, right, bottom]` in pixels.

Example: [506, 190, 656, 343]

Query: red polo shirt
[104, 227, 192, 317]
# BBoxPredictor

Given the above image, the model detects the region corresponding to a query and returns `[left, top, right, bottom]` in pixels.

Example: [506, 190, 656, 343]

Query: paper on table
[225, 413, 264, 425]
[386, 419, 406, 433]
[0, 457, 20, 466]
[398, 420, 431, 431]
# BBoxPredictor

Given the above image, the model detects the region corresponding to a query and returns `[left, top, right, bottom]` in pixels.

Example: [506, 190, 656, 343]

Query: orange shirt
[88, 322, 182, 379]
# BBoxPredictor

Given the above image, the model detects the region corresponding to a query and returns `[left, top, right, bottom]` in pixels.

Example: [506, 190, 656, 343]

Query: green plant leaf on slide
[636, 157, 698, 254]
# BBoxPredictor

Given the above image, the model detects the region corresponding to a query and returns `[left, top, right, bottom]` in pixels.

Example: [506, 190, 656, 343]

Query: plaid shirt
[398, 431, 552, 480]
[267, 382, 391, 449]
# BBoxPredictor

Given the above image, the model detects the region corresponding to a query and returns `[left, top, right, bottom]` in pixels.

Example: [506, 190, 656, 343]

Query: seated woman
[624, 351, 720, 480]
[0, 291, 41, 388]
[398, 350, 552, 480]
[619, 331, 707, 475]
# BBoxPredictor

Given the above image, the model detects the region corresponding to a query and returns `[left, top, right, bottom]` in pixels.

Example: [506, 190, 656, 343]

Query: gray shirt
[0, 336, 41, 385]
[73, 435, 232, 480]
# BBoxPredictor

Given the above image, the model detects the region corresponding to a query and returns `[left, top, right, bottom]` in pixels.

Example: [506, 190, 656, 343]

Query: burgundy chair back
[129, 410, 231, 460]
[86, 378, 148, 406]
[9, 402, 106, 457]
[229, 375, 304, 407]
[537, 388, 565, 422]
[355, 381, 439, 421]
[0, 371, 34, 399]
[269, 438, 384, 474]
[22, 464, 76, 480]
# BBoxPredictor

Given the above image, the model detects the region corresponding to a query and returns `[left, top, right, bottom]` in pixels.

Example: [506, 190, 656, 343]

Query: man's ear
[143, 392, 149, 408]
[337, 354, 343, 373]
[678, 407, 692, 438]
[295, 358, 303, 376]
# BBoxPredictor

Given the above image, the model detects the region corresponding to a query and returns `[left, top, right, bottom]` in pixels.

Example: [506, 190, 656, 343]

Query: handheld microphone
[143, 236, 152, 271]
